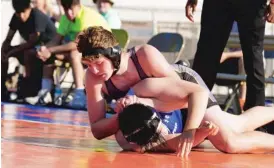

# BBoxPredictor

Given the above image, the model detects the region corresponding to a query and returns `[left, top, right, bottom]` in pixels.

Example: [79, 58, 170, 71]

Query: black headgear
[118, 104, 161, 146]
[82, 45, 122, 75]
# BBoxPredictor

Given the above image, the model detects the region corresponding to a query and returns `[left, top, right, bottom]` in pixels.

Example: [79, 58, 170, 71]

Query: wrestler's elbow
[90, 121, 105, 140]
[194, 86, 209, 96]
[187, 81, 208, 95]
[191, 87, 209, 103]
[176, 84, 208, 102]
[91, 126, 104, 140]
[93, 134, 104, 140]
[197, 86, 208, 95]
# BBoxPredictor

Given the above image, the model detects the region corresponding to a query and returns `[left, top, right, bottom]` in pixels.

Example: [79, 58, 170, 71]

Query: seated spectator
[1, 0, 56, 100]
[94, 0, 121, 29]
[220, 50, 246, 109]
[25, 0, 111, 109]
[33, 0, 64, 23]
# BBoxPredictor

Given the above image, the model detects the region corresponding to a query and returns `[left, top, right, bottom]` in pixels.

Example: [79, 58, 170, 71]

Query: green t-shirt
[57, 6, 111, 41]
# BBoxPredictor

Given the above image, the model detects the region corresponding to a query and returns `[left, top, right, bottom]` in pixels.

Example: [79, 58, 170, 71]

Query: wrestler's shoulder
[134, 44, 157, 52]
[134, 44, 160, 60]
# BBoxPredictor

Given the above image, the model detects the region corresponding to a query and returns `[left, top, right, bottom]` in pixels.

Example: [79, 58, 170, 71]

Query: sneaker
[67, 89, 86, 109]
[25, 89, 52, 105]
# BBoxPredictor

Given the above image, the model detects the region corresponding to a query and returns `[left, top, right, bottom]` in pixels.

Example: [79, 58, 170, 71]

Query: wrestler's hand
[199, 121, 219, 136]
[177, 129, 196, 159]
[114, 95, 139, 113]
[185, 0, 198, 22]
[265, 2, 274, 23]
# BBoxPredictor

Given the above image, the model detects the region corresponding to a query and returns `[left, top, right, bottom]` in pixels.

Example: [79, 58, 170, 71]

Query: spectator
[32, 0, 64, 22]
[185, 0, 274, 112]
[1, 0, 56, 100]
[94, 0, 121, 29]
[220, 50, 246, 109]
[25, 0, 111, 109]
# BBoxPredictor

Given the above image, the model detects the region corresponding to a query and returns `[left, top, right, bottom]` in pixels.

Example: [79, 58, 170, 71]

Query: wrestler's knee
[223, 135, 242, 154]
[207, 130, 240, 154]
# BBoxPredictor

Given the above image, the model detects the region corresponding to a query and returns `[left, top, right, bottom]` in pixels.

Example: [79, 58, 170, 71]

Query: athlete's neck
[114, 51, 131, 76]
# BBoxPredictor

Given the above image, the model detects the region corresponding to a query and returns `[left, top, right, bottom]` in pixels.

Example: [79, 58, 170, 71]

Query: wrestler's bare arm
[86, 69, 119, 140]
[131, 78, 191, 111]
[132, 77, 209, 131]
[136, 45, 180, 79]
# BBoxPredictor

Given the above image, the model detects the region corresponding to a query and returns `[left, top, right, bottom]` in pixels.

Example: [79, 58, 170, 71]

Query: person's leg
[24, 52, 61, 105]
[204, 106, 274, 153]
[238, 57, 246, 104]
[1, 45, 16, 100]
[236, 0, 267, 110]
[40, 53, 67, 93]
[69, 50, 84, 89]
[67, 50, 86, 109]
[1, 46, 19, 96]
[233, 56, 246, 109]
[192, 0, 234, 90]
[4, 48, 38, 98]
[23, 49, 43, 94]
[41, 64, 55, 90]
[1, 60, 9, 100]
[24, 49, 43, 77]
[225, 131, 274, 153]
[237, 106, 274, 132]
[24, 49, 35, 78]
[25, 63, 55, 105]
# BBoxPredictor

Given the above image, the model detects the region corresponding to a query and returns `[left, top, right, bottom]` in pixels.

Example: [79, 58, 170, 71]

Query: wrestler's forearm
[91, 114, 119, 140]
[115, 131, 141, 152]
[184, 91, 208, 131]
[137, 97, 185, 112]
[142, 126, 210, 152]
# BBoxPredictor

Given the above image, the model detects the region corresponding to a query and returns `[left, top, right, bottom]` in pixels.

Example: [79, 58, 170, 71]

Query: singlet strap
[129, 47, 149, 80]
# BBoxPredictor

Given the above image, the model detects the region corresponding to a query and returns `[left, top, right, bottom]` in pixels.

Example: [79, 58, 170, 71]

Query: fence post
[152, 11, 158, 35]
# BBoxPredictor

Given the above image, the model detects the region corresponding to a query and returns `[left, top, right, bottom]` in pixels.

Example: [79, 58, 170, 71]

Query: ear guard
[82, 45, 121, 58]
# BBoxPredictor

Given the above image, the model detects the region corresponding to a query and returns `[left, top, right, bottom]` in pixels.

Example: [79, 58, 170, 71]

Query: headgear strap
[82, 45, 122, 75]
[123, 112, 159, 139]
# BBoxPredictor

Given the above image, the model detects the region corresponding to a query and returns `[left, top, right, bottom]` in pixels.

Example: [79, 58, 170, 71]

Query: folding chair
[53, 60, 74, 106]
[147, 32, 184, 64]
[215, 58, 242, 114]
[111, 29, 130, 49]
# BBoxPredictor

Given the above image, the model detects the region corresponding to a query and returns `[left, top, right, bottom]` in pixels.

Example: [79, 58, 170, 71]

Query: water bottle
[54, 86, 63, 106]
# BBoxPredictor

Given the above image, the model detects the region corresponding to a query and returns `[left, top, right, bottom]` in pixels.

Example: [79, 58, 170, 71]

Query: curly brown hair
[77, 26, 118, 59]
